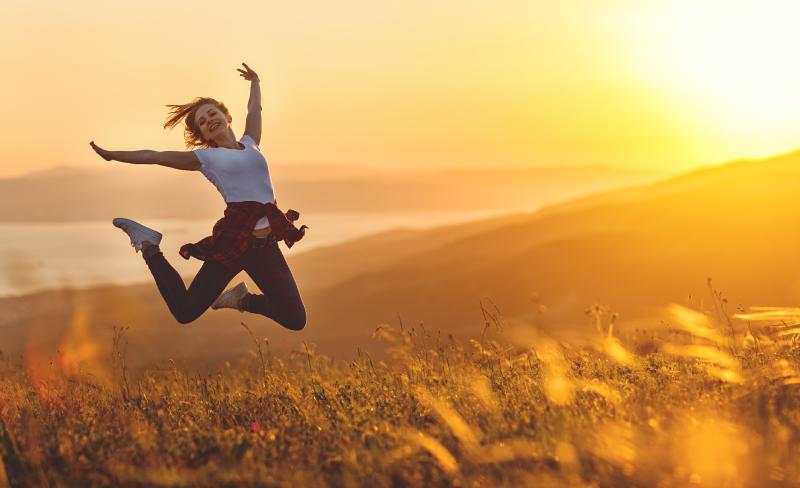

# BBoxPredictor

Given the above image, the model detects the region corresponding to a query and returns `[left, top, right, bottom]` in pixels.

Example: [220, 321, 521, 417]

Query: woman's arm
[89, 142, 200, 171]
[238, 63, 262, 145]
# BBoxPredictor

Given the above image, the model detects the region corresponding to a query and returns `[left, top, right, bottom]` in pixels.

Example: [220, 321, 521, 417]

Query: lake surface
[0, 209, 522, 297]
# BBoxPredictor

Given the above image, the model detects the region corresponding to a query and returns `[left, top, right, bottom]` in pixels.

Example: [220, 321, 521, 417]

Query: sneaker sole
[212, 282, 249, 310]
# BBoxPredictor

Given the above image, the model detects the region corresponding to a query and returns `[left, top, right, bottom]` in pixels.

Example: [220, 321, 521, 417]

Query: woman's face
[194, 103, 231, 143]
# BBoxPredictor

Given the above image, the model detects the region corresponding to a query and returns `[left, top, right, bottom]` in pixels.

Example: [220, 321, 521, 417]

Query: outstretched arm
[89, 141, 200, 171]
[238, 62, 262, 145]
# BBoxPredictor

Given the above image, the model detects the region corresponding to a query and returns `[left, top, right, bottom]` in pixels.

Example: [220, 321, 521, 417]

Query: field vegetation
[1, 286, 800, 487]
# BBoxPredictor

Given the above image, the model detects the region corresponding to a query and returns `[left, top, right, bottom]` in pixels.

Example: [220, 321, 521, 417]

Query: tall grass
[1, 293, 800, 487]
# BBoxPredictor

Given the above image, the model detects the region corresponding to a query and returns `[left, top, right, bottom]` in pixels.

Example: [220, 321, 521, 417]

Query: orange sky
[3, 0, 800, 178]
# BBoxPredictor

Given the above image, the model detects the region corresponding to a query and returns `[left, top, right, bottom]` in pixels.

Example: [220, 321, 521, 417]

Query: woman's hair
[163, 97, 231, 148]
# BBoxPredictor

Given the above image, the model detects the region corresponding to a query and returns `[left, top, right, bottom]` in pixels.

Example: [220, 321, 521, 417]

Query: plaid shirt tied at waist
[179, 201, 308, 267]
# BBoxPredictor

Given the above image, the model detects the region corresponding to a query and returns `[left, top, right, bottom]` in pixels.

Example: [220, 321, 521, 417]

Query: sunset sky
[3, 0, 800, 178]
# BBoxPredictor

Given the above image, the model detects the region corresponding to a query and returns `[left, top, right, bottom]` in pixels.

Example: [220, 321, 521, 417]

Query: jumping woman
[89, 63, 308, 330]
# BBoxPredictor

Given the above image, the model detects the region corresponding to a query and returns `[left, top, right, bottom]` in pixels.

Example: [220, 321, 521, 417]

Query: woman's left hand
[237, 63, 259, 82]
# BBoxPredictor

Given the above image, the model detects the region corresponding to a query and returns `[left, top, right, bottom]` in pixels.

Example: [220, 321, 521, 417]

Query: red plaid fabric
[179, 200, 308, 268]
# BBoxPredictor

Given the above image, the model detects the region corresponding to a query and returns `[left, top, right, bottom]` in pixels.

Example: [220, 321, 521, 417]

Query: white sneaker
[212, 282, 250, 311]
[112, 217, 163, 253]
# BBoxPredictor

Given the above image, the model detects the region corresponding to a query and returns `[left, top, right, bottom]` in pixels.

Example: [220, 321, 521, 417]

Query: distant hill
[3, 150, 799, 369]
[0, 163, 662, 221]
[293, 148, 800, 341]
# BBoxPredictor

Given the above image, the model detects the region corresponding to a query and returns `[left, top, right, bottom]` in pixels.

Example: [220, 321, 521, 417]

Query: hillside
[2, 150, 800, 368]
[296, 148, 800, 340]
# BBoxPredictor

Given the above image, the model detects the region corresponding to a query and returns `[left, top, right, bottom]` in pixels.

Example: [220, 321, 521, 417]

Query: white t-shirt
[193, 134, 274, 230]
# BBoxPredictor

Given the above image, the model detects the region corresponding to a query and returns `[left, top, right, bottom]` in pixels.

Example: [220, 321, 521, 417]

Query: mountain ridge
[0, 163, 663, 221]
[2, 148, 799, 366]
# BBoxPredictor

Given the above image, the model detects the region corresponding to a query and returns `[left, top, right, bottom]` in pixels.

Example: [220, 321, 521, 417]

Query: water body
[0, 209, 522, 297]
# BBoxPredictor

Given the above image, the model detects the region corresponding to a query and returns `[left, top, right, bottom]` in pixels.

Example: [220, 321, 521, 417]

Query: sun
[626, 1, 800, 138]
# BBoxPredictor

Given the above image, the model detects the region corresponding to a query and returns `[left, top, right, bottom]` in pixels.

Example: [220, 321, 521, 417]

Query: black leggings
[143, 239, 306, 330]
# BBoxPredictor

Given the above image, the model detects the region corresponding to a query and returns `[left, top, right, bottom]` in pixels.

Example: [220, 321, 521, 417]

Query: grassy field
[1, 294, 800, 487]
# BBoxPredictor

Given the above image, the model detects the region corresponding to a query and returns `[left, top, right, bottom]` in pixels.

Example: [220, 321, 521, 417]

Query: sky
[3, 0, 800, 178]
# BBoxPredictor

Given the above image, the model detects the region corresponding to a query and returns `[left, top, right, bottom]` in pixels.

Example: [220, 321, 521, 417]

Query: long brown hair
[163, 97, 232, 148]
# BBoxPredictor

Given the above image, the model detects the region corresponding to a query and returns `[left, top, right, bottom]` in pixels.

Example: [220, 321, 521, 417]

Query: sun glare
[627, 1, 800, 140]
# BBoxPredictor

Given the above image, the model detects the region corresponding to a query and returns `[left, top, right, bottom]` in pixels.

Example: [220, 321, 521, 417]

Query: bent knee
[173, 309, 201, 325]
[282, 311, 307, 331]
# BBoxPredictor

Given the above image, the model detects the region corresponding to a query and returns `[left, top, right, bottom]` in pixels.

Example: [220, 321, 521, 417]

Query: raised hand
[89, 141, 114, 161]
[237, 62, 260, 82]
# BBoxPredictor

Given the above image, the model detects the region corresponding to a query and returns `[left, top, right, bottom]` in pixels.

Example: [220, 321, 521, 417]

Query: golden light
[58, 297, 111, 386]
[628, 1, 800, 143]
[672, 415, 751, 485]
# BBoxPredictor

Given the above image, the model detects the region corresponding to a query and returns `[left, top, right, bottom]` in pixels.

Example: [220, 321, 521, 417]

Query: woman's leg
[143, 246, 240, 324]
[241, 240, 307, 331]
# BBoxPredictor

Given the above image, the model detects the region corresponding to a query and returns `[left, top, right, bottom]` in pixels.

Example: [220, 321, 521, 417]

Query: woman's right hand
[89, 141, 114, 161]
[237, 62, 260, 82]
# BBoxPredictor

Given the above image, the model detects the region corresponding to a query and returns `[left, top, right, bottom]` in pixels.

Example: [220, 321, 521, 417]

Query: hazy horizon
[3, 159, 672, 180]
